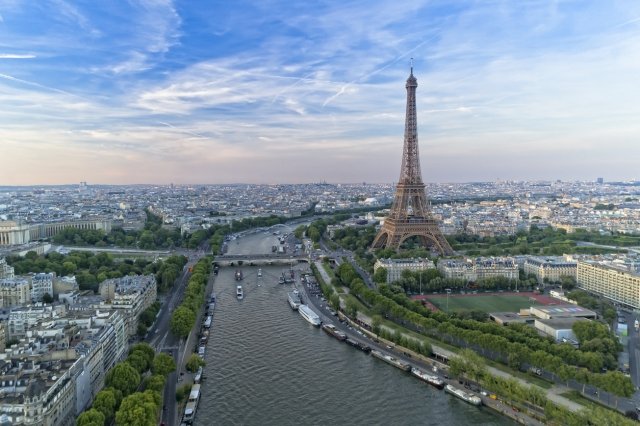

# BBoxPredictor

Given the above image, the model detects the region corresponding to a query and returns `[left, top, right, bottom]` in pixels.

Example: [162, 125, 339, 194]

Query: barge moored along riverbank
[322, 324, 346, 341]
[371, 350, 411, 372]
[444, 384, 482, 406]
[410, 367, 445, 389]
[345, 337, 371, 353]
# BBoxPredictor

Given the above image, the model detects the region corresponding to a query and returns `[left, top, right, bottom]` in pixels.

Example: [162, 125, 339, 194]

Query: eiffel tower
[371, 66, 454, 256]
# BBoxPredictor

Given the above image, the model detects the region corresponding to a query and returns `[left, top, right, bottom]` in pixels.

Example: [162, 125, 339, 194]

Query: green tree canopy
[105, 362, 140, 397]
[152, 352, 176, 377]
[115, 390, 160, 426]
[92, 388, 117, 424]
[170, 306, 196, 338]
[185, 354, 205, 373]
[77, 408, 105, 426]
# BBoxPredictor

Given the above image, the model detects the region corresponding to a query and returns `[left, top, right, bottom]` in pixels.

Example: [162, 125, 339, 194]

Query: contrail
[322, 34, 440, 107]
[0, 72, 82, 98]
[158, 121, 212, 139]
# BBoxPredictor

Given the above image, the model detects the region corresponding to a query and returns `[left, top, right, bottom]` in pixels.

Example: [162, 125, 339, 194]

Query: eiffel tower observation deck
[371, 66, 454, 256]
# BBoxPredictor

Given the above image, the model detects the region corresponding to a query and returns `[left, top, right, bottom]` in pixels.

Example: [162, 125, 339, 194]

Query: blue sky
[1, 0, 639, 185]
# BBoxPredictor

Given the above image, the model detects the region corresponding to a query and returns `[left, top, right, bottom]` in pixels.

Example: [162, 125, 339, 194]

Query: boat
[258, 268, 262, 277]
[182, 383, 201, 424]
[322, 324, 347, 341]
[444, 384, 482, 406]
[209, 292, 216, 303]
[235, 270, 243, 281]
[236, 285, 244, 300]
[298, 304, 321, 326]
[203, 316, 212, 329]
[278, 275, 285, 284]
[206, 302, 215, 315]
[410, 367, 445, 389]
[194, 366, 203, 384]
[370, 350, 411, 371]
[288, 289, 302, 310]
[345, 338, 371, 353]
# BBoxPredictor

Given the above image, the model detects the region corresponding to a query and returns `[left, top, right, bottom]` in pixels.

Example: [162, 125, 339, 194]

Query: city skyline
[1, 1, 639, 185]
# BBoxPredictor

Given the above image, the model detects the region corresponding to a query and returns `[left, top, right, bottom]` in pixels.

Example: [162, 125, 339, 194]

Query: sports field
[426, 294, 539, 313]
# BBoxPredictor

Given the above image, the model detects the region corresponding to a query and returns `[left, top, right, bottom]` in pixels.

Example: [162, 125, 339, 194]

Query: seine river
[195, 265, 513, 426]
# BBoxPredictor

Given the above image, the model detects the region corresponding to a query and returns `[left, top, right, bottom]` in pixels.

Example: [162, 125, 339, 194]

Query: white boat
[203, 316, 212, 329]
[258, 268, 263, 277]
[444, 384, 482, 406]
[236, 285, 244, 300]
[288, 289, 302, 310]
[410, 367, 444, 389]
[182, 383, 201, 424]
[298, 304, 321, 326]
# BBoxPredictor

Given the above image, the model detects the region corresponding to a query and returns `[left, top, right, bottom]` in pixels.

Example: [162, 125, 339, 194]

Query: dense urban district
[2, 180, 640, 425]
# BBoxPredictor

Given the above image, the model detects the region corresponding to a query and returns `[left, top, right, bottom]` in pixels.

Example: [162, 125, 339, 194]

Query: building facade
[438, 257, 519, 282]
[99, 275, 157, 336]
[0, 258, 15, 279]
[0, 219, 112, 247]
[0, 278, 31, 308]
[577, 261, 640, 309]
[374, 258, 436, 284]
[524, 257, 577, 285]
[31, 273, 54, 303]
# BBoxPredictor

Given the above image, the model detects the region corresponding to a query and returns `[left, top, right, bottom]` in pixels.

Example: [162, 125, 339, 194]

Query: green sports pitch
[426, 294, 536, 313]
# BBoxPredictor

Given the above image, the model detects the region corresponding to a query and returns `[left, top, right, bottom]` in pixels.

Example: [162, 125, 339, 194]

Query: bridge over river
[213, 253, 309, 266]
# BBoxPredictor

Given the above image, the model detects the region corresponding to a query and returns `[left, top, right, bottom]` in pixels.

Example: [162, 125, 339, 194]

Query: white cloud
[0, 54, 35, 59]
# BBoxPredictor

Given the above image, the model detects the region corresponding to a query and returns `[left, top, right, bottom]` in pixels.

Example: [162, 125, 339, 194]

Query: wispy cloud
[0, 53, 36, 59]
[1, 0, 640, 184]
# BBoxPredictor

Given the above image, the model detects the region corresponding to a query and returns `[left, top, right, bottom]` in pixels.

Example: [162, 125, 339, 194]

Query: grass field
[426, 294, 537, 313]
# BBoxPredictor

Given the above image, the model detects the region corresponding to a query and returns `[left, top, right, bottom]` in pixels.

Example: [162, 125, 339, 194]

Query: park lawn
[426, 294, 536, 314]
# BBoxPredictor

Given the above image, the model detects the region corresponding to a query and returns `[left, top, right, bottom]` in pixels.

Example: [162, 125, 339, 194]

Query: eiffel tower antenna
[371, 66, 454, 256]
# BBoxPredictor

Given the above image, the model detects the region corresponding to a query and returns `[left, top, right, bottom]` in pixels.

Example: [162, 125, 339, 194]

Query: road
[139, 251, 203, 426]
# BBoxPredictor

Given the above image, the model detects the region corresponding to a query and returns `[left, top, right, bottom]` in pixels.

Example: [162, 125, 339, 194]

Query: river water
[195, 265, 512, 426]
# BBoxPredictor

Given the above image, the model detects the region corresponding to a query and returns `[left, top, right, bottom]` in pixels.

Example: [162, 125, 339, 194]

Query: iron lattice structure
[371, 68, 454, 256]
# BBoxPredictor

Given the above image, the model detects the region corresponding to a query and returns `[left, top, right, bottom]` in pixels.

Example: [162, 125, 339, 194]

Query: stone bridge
[213, 253, 309, 266]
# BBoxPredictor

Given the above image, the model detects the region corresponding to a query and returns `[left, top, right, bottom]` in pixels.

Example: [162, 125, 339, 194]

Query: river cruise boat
[410, 367, 444, 389]
[236, 285, 244, 300]
[444, 384, 482, 406]
[298, 304, 321, 326]
[370, 350, 411, 372]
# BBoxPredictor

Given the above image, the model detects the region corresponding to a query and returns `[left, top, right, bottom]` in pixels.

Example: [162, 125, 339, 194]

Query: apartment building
[438, 257, 519, 282]
[0, 278, 31, 308]
[374, 258, 436, 284]
[577, 261, 640, 309]
[524, 257, 577, 285]
[99, 275, 157, 336]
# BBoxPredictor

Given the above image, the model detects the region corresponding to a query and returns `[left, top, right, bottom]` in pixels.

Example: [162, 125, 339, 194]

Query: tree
[170, 306, 196, 338]
[152, 352, 176, 377]
[186, 354, 205, 373]
[115, 390, 160, 426]
[77, 408, 105, 426]
[42, 292, 53, 304]
[92, 389, 117, 424]
[127, 351, 151, 374]
[143, 374, 166, 394]
[373, 267, 387, 284]
[371, 315, 382, 337]
[105, 362, 140, 396]
[130, 343, 156, 367]
[345, 298, 358, 318]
